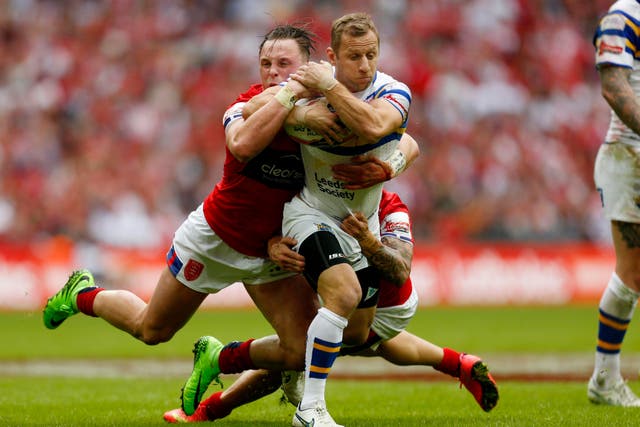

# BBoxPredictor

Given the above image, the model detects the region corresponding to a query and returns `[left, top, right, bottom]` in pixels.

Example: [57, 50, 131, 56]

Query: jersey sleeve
[379, 192, 413, 245]
[375, 80, 412, 126]
[594, 11, 639, 69]
[222, 84, 264, 130]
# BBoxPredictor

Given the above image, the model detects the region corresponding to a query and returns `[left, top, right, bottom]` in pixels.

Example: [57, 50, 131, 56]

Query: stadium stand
[0, 0, 614, 247]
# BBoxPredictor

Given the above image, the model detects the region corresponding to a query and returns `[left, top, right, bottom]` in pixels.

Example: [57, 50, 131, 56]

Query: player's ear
[326, 47, 336, 65]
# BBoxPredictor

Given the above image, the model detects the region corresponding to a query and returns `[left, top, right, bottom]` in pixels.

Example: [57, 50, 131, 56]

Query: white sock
[300, 307, 347, 410]
[593, 273, 639, 387]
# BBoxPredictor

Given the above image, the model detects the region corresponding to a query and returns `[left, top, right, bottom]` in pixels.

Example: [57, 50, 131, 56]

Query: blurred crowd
[0, 0, 616, 247]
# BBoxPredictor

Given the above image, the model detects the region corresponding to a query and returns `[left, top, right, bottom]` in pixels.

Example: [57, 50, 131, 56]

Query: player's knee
[138, 326, 176, 345]
[625, 274, 640, 293]
[332, 283, 361, 314]
[320, 274, 361, 309]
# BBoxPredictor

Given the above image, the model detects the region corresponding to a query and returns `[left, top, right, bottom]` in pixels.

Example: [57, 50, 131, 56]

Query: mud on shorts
[168, 204, 296, 294]
[594, 142, 640, 222]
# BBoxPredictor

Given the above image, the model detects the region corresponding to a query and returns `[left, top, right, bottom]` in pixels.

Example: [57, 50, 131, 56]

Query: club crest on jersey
[184, 259, 204, 281]
[315, 222, 333, 233]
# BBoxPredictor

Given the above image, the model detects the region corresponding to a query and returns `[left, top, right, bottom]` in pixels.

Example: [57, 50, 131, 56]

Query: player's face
[329, 30, 379, 93]
[259, 39, 307, 88]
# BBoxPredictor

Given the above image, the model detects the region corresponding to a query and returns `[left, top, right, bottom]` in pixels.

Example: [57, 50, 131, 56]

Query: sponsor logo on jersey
[598, 41, 623, 56]
[184, 259, 204, 281]
[383, 220, 410, 234]
[313, 173, 355, 201]
[260, 162, 304, 180]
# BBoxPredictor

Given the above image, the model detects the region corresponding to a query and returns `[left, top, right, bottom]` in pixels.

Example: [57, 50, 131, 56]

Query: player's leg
[180, 273, 320, 415]
[42, 265, 206, 344]
[164, 369, 282, 423]
[588, 220, 640, 406]
[44, 265, 206, 344]
[299, 231, 361, 399]
[243, 274, 320, 370]
[375, 330, 498, 411]
[341, 266, 380, 346]
[375, 330, 442, 364]
[103, 266, 207, 344]
[182, 273, 318, 384]
[342, 306, 376, 346]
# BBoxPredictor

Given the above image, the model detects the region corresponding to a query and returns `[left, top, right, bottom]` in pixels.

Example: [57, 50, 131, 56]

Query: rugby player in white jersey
[589, 0, 640, 407]
[282, 13, 411, 426]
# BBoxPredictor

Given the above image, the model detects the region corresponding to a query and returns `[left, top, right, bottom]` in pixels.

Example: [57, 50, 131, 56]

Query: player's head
[327, 13, 379, 93]
[259, 24, 317, 88]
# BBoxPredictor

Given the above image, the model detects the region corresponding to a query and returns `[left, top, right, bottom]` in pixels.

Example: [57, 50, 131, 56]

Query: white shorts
[369, 286, 419, 349]
[282, 195, 376, 271]
[170, 204, 296, 293]
[594, 142, 640, 222]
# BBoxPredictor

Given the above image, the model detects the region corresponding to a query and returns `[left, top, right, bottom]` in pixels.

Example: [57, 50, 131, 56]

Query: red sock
[218, 339, 255, 374]
[201, 391, 232, 420]
[76, 287, 104, 317]
[434, 347, 461, 378]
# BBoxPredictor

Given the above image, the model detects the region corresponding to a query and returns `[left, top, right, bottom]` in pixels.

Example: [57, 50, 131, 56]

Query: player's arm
[599, 64, 640, 135]
[332, 132, 420, 190]
[290, 61, 409, 144]
[226, 81, 306, 163]
[242, 86, 280, 118]
[244, 86, 346, 144]
[341, 212, 412, 286]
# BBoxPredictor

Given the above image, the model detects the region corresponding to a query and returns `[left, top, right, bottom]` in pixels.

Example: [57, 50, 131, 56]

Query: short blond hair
[330, 12, 379, 53]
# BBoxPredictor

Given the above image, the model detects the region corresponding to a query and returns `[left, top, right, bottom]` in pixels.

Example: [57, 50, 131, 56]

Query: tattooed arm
[600, 65, 640, 135]
[341, 212, 412, 286]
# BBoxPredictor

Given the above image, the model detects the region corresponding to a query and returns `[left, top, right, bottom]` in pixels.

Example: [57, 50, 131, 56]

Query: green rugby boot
[181, 336, 224, 416]
[43, 269, 95, 329]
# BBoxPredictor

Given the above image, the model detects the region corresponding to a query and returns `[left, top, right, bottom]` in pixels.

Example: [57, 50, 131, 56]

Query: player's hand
[285, 79, 313, 100]
[290, 61, 337, 92]
[332, 154, 393, 189]
[341, 211, 369, 238]
[267, 236, 305, 273]
[303, 102, 346, 143]
[341, 212, 384, 256]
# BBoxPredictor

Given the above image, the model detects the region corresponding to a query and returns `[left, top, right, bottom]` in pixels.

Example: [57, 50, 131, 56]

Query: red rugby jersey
[202, 84, 304, 257]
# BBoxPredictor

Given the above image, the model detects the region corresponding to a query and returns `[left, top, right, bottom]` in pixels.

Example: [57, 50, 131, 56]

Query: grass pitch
[2, 306, 640, 426]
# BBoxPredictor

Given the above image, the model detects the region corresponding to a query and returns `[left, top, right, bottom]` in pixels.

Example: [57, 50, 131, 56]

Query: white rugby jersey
[295, 70, 411, 222]
[594, 0, 640, 144]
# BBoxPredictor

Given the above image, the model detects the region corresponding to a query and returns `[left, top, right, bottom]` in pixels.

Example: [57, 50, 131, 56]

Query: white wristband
[387, 150, 407, 178]
[274, 86, 297, 110]
[322, 78, 338, 92]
